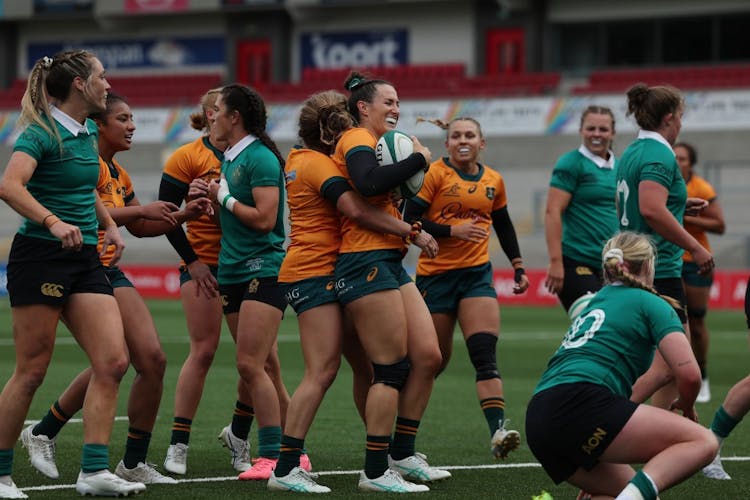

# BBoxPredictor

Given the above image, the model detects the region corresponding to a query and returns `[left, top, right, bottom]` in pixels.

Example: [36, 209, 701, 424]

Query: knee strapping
[687, 306, 707, 319]
[372, 357, 411, 391]
[466, 332, 500, 381]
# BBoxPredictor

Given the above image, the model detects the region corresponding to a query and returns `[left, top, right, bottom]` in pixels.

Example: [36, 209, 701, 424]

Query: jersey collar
[578, 144, 615, 169]
[637, 130, 675, 156]
[224, 134, 257, 161]
[50, 104, 92, 136]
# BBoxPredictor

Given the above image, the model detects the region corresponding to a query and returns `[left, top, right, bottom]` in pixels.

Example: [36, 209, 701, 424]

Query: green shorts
[416, 262, 496, 313]
[104, 266, 134, 289]
[682, 261, 713, 288]
[281, 276, 338, 314]
[334, 250, 412, 305]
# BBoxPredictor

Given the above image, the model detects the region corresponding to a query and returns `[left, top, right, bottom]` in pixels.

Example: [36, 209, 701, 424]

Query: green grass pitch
[0, 299, 748, 499]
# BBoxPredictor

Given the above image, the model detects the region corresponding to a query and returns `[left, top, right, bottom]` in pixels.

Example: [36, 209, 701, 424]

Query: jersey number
[616, 179, 630, 227]
[561, 309, 605, 349]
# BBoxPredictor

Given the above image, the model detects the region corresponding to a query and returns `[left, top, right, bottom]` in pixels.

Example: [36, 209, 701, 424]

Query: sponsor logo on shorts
[576, 266, 593, 276]
[325, 280, 335, 291]
[581, 427, 607, 455]
[247, 278, 260, 294]
[366, 266, 378, 282]
[40, 282, 63, 297]
[220, 294, 228, 307]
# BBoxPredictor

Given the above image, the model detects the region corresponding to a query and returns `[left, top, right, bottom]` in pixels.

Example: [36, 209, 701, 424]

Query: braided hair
[220, 84, 284, 167]
[20, 50, 97, 143]
[602, 231, 682, 310]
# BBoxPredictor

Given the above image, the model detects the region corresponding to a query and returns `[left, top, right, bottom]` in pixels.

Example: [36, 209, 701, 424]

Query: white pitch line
[16, 457, 750, 492]
[23, 416, 129, 426]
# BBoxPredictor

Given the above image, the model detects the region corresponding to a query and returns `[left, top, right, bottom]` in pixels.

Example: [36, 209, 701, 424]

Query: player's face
[98, 101, 135, 153]
[360, 84, 399, 138]
[580, 112, 614, 159]
[445, 119, 485, 167]
[82, 58, 110, 112]
[674, 145, 692, 179]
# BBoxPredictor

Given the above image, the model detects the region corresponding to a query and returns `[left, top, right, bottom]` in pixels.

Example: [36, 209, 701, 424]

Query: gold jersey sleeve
[162, 137, 222, 266]
[416, 158, 508, 276]
[279, 148, 345, 282]
[331, 127, 403, 254]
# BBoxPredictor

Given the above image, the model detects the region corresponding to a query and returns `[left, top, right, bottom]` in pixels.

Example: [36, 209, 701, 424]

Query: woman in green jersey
[0, 51, 144, 498]
[544, 105, 618, 314]
[526, 231, 717, 500]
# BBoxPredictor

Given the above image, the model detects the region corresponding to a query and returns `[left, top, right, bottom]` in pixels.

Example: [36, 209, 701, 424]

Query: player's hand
[413, 231, 438, 258]
[188, 178, 211, 200]
[187, 260, 219, 299]
[513, 269, 530, 294]
[545, 261, 564, 294]
[410, 136, 432, 167]
[99, 223, 125, 265]
[50, 220, 84, 252]
[685, 197, 708, 216]
[141, 201, 180, 225]
[451, 218, 488, 243]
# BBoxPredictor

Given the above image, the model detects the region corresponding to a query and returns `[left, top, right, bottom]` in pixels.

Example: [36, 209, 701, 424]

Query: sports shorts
[525, 382, 637, 484]
[415, 262, 496, 313]
[7, 233, 112, 307]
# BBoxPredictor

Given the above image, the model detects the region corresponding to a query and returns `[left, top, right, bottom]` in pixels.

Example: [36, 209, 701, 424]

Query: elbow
[255, 219, 275, 234]
[716, 221, 726, 235]
[346, 205, 368, 225]
[0, 182, 11, 203]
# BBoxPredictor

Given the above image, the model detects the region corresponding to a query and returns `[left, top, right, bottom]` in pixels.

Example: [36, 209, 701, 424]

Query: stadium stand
[571, 63, 750, 94]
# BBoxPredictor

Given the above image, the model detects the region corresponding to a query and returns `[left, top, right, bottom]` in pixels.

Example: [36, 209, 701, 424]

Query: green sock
[480, 397, 505, 435]
[0, 449, 13, 476]
[711, 405, 742, 439]
[33, 401, 71, 439]
[81, 443, 109, 473]
[364, 435, 390, 479]
[170, 417, 192, 445]
[630, 470, 658, 500]
[123, 427, 151, 469]
[275, 435, 304, 477]
[257, 425, 281, 459]
[231, 401, 254, 441]
[390, 417, 419, 460]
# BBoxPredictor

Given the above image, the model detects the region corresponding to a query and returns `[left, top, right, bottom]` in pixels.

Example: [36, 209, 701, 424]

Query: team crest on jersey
[468, 184, 478, 194]
[247, 278, 260, 294]
[445, 183, 461, 197]
[101, 181, 114, 195]
[485, 186, 496, 200]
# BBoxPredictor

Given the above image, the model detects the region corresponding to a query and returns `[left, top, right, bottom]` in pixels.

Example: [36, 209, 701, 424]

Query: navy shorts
[557, 255, 604, 312]
[525, 382, 637, 484]
[7, 234, 112, 307]
[654, 277, 687, 323]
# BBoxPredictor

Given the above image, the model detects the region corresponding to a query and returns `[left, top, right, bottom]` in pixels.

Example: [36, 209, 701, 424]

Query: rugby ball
[376, 130, 425, 199]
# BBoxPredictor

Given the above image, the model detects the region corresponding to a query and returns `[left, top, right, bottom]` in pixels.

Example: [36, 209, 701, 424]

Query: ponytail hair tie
[347, 77, 364, 91]
[603, 248, 624, 265]
[41, 56, 53, 69]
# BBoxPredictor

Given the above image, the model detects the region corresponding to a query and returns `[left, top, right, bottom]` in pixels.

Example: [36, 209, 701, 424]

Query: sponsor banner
[33, 0, 92, 14]
[124, 0, 188, 13]
[120, 265, 181, 298]
[222, 0, 280, 5]
[6, 89, 750, 144]
[27, 36, 225, 72]
[492, 268, 749, 309]
[300, 30, 408, 71]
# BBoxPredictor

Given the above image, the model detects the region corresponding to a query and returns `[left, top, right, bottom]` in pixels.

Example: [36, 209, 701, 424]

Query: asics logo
[40, 282, 64, 297]
[366, 267, 378, 282]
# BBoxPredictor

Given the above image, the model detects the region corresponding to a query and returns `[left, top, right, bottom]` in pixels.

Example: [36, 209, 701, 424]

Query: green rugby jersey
[616, 135, 686, 279]
[549, 147, 618, 268]
[217, 137, 285, 285]
[534, 284, 683, 398]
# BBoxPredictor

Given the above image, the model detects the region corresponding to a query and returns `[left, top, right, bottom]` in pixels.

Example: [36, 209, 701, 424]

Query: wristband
[514, 267, 525, 283]
[221, 194, 237, 213]
[42, 213, 60, 228]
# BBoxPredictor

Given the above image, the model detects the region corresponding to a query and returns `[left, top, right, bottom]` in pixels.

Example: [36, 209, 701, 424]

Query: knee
[698, 428, 721, 466]
[18, 365, 49, 395]
[236, 358, 263, 383]
[190, 346, 217, 371]
[687, 306, 707, 320]
[312, 359, 341, 391]
[466, 332, 501, 382]
[134, 348, 167, 380]
[412, 347, 442, 377]
[101, 354, 131, 382]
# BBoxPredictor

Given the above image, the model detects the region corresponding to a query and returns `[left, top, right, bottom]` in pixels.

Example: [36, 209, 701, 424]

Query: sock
[257, 425, 282, 459]
[170, 417, 192, 445]
[33, 401, 71, 439]
[480, 397, 505, 435]
[617, 470, 658, 500]
[81, 443, 109, 473]
[123, 427, 151, 468]
[711, 405, 742, 439]
[390, 417, 420, 460]
[231, 401, 254, 441]
[0, 449, 13, 476]
[275, 435, 304, 477]
[364, 434, 390, 479]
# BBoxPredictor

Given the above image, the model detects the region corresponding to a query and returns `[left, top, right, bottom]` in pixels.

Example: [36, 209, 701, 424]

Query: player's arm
[347, 139, 429, 196]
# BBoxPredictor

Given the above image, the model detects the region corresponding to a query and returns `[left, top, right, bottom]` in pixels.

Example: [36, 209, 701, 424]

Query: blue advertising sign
[27, 36, 225, 71]
[300, 30, 408, 70]
[0, 263, 6, 297]
[34, 0, 92, 13]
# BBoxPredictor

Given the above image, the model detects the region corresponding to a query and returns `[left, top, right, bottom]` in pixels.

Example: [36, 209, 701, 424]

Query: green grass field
[0, 299, 749, 499]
